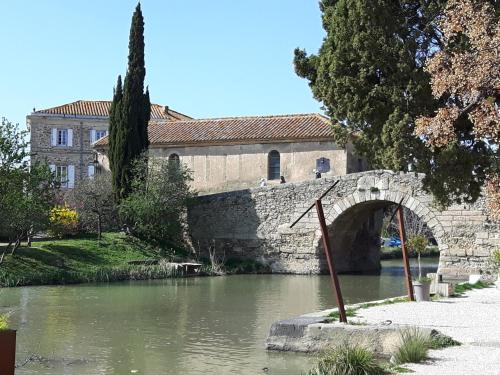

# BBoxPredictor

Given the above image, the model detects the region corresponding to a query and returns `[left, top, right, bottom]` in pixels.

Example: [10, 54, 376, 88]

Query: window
[95, 130, 107, 141]
[268, 150, 280, 180]
[168, 153, 180, 165]
[57, 129, 68, 146]
[56, 166, 68, 188]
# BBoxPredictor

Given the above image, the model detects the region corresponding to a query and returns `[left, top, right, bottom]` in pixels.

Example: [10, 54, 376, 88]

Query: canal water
[1, 258, 438, 375]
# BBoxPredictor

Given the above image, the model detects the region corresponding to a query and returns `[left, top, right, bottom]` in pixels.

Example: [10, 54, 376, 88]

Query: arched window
[168, 153, 180, 165]
[268, 150, 280, 180]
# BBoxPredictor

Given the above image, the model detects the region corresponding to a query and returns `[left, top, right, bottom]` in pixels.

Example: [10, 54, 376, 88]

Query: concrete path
[354, 287, 500, 375]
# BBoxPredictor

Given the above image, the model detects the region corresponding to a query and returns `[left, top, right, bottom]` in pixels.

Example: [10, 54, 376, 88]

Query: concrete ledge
[266, 320, 433, 355]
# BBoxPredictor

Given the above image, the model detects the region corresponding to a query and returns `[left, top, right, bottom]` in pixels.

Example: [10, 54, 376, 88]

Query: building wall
[28, 115, 109, 188]
[149, 141, 357, 193]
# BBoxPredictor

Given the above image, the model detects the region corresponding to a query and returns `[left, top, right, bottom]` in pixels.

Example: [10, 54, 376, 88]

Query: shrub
[0, 315, 8, 330]
[393, 328, 430, 364]
[492, 249, 500, 271]
[49, 205, 79, 238]
[309, 343, 384, 375]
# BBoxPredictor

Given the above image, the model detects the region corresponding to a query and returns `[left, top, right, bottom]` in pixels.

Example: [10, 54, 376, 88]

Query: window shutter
[90, 129, 96, 144]
[67, 165, 75, 188]
[51, 129, 57, 146]
[67, 129, 73, 147]
[88, 165, 95, 178]
[49, 164, 56, 174]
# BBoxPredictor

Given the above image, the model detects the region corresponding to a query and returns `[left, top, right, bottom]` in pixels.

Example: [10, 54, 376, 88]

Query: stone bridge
[188, 170, 499, 279]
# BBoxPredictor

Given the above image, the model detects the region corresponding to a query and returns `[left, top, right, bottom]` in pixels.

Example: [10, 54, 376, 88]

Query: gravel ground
[354, 286, 500, 375]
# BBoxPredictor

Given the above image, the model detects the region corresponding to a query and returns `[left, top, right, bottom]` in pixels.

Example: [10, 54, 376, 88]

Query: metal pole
[396, 206, 415, 301]
[315, 199, 348, 323]
[290, 180, 339, 228]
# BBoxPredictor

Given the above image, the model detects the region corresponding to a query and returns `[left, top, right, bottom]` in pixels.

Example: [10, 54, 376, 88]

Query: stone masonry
[188, 170, 500, 279]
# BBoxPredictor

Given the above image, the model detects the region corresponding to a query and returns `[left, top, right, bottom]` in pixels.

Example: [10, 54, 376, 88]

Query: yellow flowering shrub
[49, 205, 79, 238]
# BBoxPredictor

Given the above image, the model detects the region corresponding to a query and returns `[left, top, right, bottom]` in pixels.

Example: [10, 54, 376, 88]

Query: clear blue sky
[0, 0, 325, 129]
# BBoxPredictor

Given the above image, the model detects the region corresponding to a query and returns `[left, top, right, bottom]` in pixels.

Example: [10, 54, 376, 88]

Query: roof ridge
[152, 113, 327, 124]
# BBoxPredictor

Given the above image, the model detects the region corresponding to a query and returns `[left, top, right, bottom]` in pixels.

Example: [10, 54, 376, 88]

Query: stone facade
[150, 142, 362, 193]
[28, 115, 108, 187]
[28, 100, 190, 189]
[188, 170, 499, 280]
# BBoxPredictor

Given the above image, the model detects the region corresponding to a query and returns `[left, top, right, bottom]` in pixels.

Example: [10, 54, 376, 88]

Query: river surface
[1, 258, 438, 375]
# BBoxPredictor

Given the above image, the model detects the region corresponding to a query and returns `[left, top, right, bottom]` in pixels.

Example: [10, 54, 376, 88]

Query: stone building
[27, 100, 190, 188]
[94, 113, 366, 193]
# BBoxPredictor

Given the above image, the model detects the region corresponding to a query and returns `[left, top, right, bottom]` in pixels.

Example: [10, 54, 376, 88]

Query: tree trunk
[0, 241, 13, 265]
[27, 225, 33, 247]
[97, 214, 102, 241]
[11, 237, 21, 256]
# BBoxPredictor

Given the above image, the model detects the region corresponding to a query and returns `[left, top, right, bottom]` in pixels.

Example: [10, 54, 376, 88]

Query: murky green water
[1, 258, 437, 375]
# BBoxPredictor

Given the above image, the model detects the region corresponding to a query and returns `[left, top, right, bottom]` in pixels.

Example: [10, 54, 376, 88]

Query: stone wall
[188, 170, 499, 279]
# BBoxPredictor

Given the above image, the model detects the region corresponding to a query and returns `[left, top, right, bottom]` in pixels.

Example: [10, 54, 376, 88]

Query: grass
[393, 328, 430, 365]
[326, 297, 410, 323]
[0, 232, 180, 287]
[308, 343, 385, 375]
[453, 280, 489, 296]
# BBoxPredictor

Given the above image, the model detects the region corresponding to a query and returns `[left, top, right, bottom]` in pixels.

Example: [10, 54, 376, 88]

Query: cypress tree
[294, 0, 443, 171]
[109, 3, 151, 201]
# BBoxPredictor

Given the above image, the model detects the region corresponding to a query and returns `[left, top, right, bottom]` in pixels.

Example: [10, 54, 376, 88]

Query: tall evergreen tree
[109, 3, 151, 201]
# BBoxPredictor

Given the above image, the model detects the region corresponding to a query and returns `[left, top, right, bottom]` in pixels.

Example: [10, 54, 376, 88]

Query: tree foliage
[295, 0, 498, 207]
[119, 155, 195, 255]
[109, 3, 151, 201]
[294, 0, 444, 171]
[0, 119, 56, 262]
[415, 0, 499, 212]
[66, 172, 118, 239]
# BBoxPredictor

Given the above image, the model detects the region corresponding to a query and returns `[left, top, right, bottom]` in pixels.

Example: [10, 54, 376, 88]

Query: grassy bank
[0, 232, 181, 287]
[380, 245, 440, 260]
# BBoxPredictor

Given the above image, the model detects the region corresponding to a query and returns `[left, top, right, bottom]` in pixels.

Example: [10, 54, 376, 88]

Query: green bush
[309, 343, 385, 375]
[393, 328, 430, 364]
[429, 332, 461, 349]
[0, 315, 8, 330]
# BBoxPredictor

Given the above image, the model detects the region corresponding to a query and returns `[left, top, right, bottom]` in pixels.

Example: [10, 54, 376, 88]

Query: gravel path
[354, 287, 500, 375]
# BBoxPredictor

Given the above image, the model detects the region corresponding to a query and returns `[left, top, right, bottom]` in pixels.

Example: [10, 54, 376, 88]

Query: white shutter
[49, 164, 56, 174]
[67, 165, 75, 188]
[88, 165, 95, 178]
[51, 129, 57, 146]
[90, 129, 96, 144]
[67, 129, 73, 147]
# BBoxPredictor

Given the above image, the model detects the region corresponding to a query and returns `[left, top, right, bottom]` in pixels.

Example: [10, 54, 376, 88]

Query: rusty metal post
[396, 206, 415, 301]
[315, 199, 348, 323]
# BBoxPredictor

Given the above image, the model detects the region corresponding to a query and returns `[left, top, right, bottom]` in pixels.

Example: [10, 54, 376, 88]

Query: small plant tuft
[393, 328, 430, 364]
[453, 280, 488, 296]
[429, 332, 461, 349]
[309, 343, 385, 375]
[327, 308, 358, 322]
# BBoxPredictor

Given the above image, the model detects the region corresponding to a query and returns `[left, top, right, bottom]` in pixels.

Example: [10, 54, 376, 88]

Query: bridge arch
[188, 170, 498, 280]
[312, 190, 446, 274]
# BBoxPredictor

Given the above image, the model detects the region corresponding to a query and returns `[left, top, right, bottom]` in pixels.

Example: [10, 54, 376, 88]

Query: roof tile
[33, 100, 191, 121]
[95, 113, 332, 147]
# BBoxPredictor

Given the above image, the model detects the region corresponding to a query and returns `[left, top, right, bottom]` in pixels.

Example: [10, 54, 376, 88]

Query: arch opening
[317, 199, 439, 275]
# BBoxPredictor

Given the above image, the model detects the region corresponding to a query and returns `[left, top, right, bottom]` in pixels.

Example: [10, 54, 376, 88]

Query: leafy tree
[119, 155, 195, 255]
[109, 3, 151, 201]
[66, 172, 117, 239]
[0, 118, 56, 262]
[415, 0, 499, 212]
[294, 0, 443, 171]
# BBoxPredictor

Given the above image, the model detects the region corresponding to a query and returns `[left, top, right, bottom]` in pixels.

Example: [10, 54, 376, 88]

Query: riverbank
[0, 233, 180, 287]
[380, 245, 440, 260]
[268, 285, 499, 374]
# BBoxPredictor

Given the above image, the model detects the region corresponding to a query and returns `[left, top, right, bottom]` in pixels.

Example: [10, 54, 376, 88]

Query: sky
[0, 0, 325, 129]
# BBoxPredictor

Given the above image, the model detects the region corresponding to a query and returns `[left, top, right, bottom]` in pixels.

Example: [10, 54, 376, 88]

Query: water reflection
[0, 258, 438, 375]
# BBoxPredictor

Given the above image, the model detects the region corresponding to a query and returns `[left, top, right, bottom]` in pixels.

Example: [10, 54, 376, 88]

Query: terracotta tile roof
[32, 100, 191, 121]
[94, 113, 332, 147]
